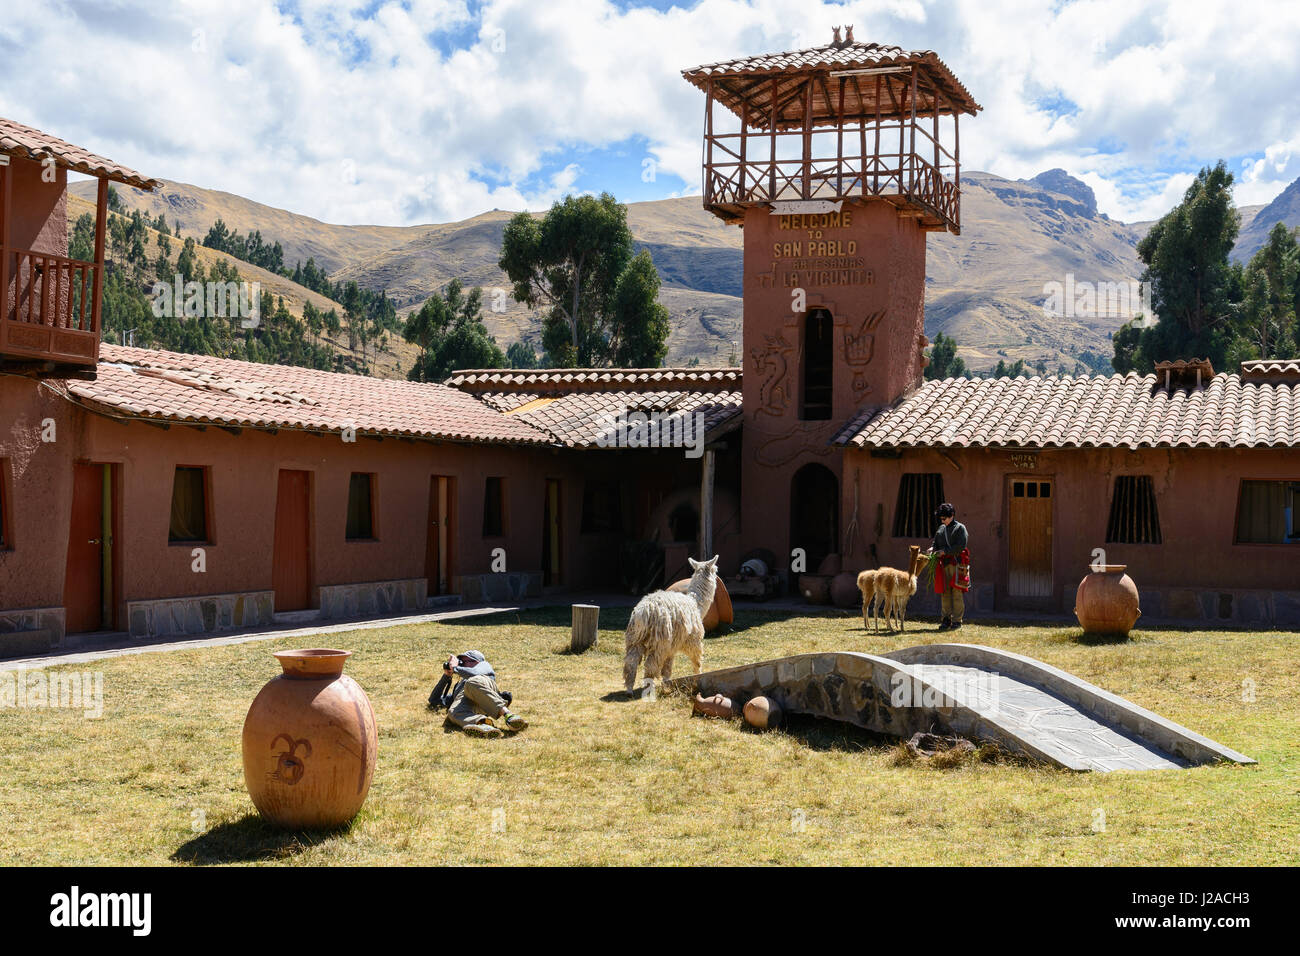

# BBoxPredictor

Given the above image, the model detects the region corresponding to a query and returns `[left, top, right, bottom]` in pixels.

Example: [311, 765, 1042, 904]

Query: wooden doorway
[542, 478, 561, 586]
[426, 476, 455, 596]
[272, 469, 313, 611]
[64, 462, 116, 633]
[1008, 477, 1053, 599]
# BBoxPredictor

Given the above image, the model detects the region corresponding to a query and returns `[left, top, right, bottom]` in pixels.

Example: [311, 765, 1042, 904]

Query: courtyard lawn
[0, 608, 1296, 866]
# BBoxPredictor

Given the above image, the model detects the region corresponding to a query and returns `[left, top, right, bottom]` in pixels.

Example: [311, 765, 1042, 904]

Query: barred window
[1106, 476, 1162, 544]
[892, 473, 943, 538]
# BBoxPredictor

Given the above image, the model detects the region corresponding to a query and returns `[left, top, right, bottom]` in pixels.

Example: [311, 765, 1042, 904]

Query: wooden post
[0, 160, 10, 336]
[704, 77, 713, 202]
[908, 66, 918, 196]
[570, 604, 599, 653]
[699, 447, 716, 560]
[801, 78, 813, 199]
[91, 177, 108, 340]
[769, 76, 778, 200]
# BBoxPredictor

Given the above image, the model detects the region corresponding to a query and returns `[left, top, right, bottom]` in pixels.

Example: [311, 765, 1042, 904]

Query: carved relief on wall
[749, 420, 838, 467]
[750, 332, 793, 417]
[843, 310, 886, 394]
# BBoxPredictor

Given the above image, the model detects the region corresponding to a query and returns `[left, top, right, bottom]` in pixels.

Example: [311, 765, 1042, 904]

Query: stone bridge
[666, 643, 1255, 772]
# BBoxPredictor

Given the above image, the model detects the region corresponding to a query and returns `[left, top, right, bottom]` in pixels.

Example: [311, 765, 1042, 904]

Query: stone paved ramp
[667, 643, 1255, 772]
[904, 663, 1185, 771]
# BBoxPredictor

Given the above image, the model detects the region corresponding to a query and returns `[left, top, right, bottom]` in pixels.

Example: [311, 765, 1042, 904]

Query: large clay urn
[1074, 565, 1142, 636]
[241, 649, 378, 829]
[829, 571, 861, 608]
[667, 577, 733, 631]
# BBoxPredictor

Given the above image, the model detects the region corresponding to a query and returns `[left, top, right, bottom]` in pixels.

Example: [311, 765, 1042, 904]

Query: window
[482, 477, 506, 537]
[668, 501, 698, 543]
[1011, 480, 1052, 500]
[1236, 480, 1300, 544]
[581, 480, 623, 533]
[892, 473, 943, 537]
[800, 308, 834, 420]
[346, 473, 376, 540]
[168, 466, 209, 543]
[1106, 475, 1162, 544]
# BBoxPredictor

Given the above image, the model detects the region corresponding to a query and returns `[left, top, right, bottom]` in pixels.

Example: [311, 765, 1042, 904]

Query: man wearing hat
[927, 503, 969, 630]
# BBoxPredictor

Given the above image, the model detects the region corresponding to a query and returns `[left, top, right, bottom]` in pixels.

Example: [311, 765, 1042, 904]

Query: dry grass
[0, 607, 1296, 866]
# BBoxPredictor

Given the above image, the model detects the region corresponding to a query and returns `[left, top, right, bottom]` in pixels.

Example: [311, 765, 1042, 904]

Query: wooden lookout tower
[682, 25, 980, 232]
[682, 28, 980, 571]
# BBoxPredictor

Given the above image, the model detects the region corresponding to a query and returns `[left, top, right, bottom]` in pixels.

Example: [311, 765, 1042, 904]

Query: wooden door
[272, 470, 312, 611]
[64, 463, 109, 633]
[542, 478, 561, 586]
[1008, 477, 1053, 598]
[426, 476, 454, 595]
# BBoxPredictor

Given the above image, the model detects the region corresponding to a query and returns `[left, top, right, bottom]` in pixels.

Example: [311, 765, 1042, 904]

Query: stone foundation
[456, 572, 541, 603]
[0, 607, 66, 656]
[127, 591, 274, 639]
[318, 578, 427, 620]
[1141, 587, 1300, 628]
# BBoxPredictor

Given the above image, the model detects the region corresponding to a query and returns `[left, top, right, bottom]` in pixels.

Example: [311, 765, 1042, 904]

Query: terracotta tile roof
[837, 372, 1300, 450]
[0, 116, 162, 191]
[474, 388, 743, 449]
[447, 367, 742, 393]
[448, 366, 743, 448]
[682, 34, 980, 125]
[64, 345, 550, 444]
[1240, 359, 1300, 382]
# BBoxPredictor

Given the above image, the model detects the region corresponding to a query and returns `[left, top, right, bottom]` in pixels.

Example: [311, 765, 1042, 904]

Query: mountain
[79, 169, 1300, 375]
[1234, 177, 1300, 262]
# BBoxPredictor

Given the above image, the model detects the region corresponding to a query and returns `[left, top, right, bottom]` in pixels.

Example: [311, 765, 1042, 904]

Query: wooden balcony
[1, 244, 101, 376]
[702, 124, 961, 232]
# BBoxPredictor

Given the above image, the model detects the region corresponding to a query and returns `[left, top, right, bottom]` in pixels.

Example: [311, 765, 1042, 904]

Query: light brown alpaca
[856, 569, 880, 631]
[873, 545, 922, 632]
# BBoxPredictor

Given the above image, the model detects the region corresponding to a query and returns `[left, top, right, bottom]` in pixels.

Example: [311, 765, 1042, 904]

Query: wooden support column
[91, 177, 108, 339]
[908, 66, 918, 196]
[836, 76, 845, 195]
[0, 159, 10, 331]
[703, 78, 713, 202]
[801, 78, 813, 199]
[769, 76, 778, 200]
[699, 446, 716, 559]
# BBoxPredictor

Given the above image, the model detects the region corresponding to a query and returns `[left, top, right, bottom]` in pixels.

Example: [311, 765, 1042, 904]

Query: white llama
[623, 555, 719, 692]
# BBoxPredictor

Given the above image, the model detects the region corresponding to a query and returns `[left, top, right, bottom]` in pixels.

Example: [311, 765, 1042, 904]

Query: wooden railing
[702, 123, 962, 232]
[0, 245, 101, 368]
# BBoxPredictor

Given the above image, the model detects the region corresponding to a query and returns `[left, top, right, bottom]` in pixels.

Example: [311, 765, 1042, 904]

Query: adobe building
[2, 30, 1299, 656]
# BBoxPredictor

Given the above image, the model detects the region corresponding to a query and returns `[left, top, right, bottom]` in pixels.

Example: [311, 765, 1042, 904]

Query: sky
[3, 0, 1299, 227]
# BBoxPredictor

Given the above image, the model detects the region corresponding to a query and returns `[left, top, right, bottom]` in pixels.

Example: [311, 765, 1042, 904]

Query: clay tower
[682, 28, 979, 571]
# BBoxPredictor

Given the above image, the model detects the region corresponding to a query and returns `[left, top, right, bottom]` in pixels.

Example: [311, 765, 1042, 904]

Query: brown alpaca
[856, 569, 880, 631]
[873, 545, 922, 632]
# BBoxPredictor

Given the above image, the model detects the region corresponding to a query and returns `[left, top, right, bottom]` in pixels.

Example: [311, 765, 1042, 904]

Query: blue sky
[3, 0, 1298, 225]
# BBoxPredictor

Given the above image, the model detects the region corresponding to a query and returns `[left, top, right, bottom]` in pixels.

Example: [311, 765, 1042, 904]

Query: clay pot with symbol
[241, 649, 378, 829]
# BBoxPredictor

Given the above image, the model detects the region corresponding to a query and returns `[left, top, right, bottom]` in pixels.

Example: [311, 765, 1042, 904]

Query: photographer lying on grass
[428, 650, 528, 738]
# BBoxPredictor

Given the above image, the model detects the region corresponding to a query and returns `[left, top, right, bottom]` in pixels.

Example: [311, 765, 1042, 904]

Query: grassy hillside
[80, 170, 1300, 374]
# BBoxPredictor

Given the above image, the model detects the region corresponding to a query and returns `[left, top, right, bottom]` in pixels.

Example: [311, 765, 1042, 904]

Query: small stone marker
[570, 603, 599, 653]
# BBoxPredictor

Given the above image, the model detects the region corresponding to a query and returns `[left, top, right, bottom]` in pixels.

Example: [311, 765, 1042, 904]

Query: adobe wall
[1, 375, 737, 648]
[4, 156, 68, 255]
[739, 198, 928, 569]
[842, 444, 1300, 625]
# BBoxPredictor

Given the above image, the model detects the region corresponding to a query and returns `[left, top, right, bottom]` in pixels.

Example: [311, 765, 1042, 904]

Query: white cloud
[1, 0, 1297, 227]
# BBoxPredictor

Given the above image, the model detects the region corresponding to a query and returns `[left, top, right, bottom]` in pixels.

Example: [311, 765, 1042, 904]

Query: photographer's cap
[936, 503, 955, 518]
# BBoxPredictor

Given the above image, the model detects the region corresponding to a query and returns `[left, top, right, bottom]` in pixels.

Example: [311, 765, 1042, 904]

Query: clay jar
[241, 648, 378, 829]
[1074, 565, 1142, 636]
[743, 696, 782, 730]
[829, 571, 861, 608]
[667, 577, 734, 631]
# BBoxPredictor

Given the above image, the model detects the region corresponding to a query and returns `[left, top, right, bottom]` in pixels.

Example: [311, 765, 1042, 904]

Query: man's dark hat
[936, 503, 955, 518]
